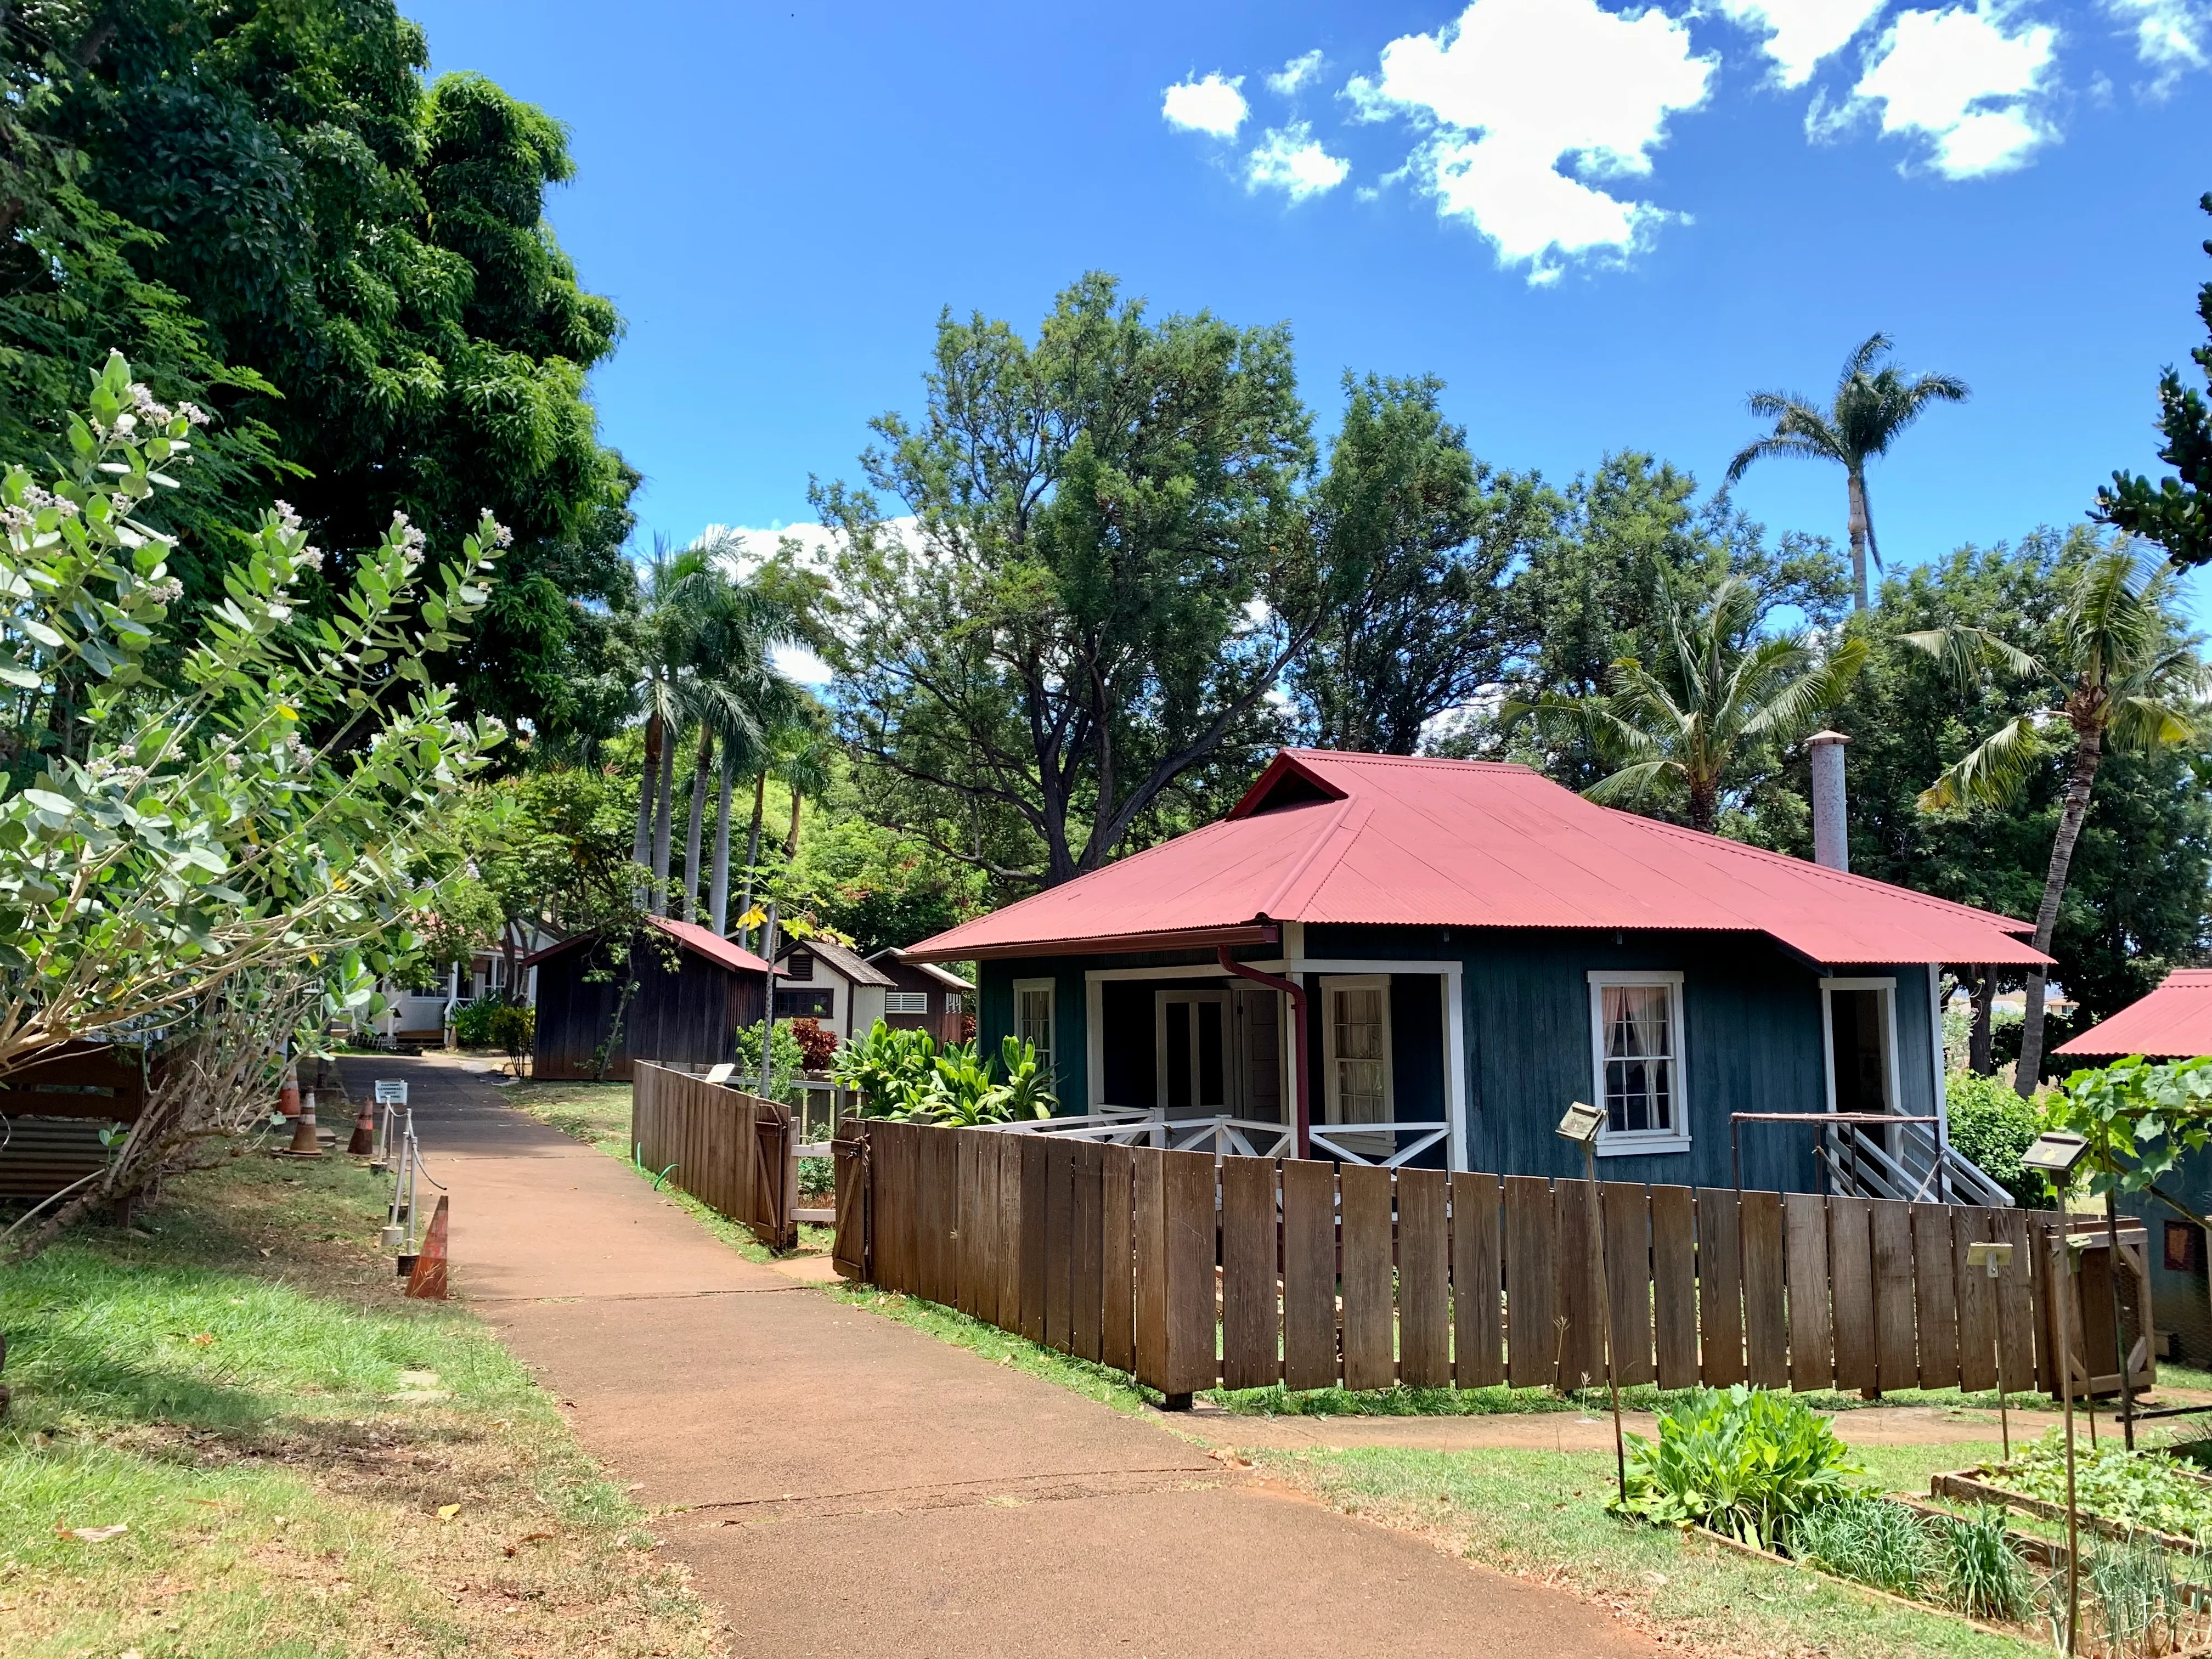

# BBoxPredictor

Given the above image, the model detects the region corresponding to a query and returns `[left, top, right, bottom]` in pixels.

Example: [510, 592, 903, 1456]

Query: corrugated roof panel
[2054, 969, 2212, 1059]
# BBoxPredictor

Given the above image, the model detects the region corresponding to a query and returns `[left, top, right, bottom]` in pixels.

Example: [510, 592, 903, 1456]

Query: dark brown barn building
[527, 916, 769, 1080]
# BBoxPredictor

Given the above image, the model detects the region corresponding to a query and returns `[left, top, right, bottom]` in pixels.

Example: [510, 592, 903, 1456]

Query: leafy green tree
[816, 272, 1328, 891]
[1505, 575, 1866, 833]
[2096, 193, 2212, 568]
[1726, 332, 1970, 611]
[1284, 374, 1552, 753]
[1906, 545, 2204, 1094]
[779, 759, 987, 953]
[18, 3, 634, 728]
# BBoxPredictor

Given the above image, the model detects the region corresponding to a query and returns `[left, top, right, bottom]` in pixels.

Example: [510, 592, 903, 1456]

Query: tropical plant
[1612, 1385, 1860, 1548]
[1788, 1496, 1937, 1596]
[996, 1036, 1058, 1120]
[1908, 545, 2205, 1093]
[2096, 193, 2212, 571]
[831, 1020, 940, 1109]
[2045, 1056, 2212, 1228]
[1726, 332, 1970, 611]
[1504, 574, 1866, 833]
[829, 1020, 1054, 1126]
[732, 1017, 806, 1100]
[785, 1017, 839, 1073]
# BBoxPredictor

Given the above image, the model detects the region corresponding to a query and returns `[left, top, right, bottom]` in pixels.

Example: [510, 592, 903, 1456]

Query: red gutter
[1217, 946, 1311, 1160]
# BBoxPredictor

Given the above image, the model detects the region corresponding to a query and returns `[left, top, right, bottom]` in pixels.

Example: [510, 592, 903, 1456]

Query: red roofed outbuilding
[2054, 970, 2212, 1062]
[524, 915, 770, 1081]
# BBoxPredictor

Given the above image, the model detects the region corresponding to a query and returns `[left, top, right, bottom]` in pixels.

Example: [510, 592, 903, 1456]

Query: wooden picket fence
[844, 1119, 2148, 1402]
[631, 1061, 796, 1249]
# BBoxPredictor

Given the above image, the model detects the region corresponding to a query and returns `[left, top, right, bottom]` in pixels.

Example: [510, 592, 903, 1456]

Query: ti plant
[1612, 1384, 1861, 1549]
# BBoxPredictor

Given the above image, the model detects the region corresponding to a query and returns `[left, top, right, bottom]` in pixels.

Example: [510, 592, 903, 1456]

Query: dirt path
[345, 1055, 1658, 1659]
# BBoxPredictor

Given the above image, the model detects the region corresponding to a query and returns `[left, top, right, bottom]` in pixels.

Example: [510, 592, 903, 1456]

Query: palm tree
[1505, 575, 1867, 834]
[1727, 333, 1970, 612]
[1908, 545, 2204, 1096]
[779, 731, 836, 860]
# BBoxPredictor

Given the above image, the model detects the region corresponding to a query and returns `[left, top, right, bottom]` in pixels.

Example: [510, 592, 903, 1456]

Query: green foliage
[9, 4, 633, 735]
[785, 1016, 838, 1072]
[1789, 1495, 1939, 1596]
[454, 995, 503, 1046]
[1939, 1505, 2035, 1624]
[2081, 1536, 2199, 1657]
[1613, 1385, 1861, 1548]
[2096, 192, 2212, 570]
[829, 1020, 1055, 1126]
[2046, 1056, 2212, 1220]
[732, 1018, 806, 1100]
[1999, 1429, 2212, 1539]
[1943, 1072, 2048, 1206]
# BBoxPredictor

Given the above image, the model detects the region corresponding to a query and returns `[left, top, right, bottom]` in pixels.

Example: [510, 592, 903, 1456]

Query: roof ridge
[1259, 795, 1372, 919]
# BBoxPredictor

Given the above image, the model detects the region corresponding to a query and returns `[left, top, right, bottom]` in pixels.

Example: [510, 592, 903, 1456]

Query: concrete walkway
[346, 1055, 1654, 1659]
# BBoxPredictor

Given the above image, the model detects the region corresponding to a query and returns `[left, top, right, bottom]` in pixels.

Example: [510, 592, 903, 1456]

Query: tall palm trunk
[736, 768, 768, 950]
[681, 725, 714, 921]
[2016, 724, 2103, 1098]
[784, 783, 805, 858]
[649, 730, 677, 915]
[1686, 769, 1719, 836]
[709, 754, 735, 935]
[1845, 469, 1872, 613]
[632, 704, 663, 868]
[1970, 967, 1996, 1076]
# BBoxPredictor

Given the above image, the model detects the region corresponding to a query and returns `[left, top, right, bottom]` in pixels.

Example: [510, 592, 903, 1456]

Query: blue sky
[408, 0, 2212, 624]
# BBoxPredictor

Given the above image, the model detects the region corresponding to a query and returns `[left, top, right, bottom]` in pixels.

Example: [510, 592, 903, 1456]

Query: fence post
[831, 1118, 870, 1280]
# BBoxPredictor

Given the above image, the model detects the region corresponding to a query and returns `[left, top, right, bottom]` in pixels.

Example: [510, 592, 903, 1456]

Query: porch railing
[978, 1107, 1449, 1167]
[1821, 1116, 2016, 1207]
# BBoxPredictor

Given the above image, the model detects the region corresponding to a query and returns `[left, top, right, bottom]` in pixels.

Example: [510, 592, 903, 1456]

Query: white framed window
[1155, 989, 1231, 1114]
[1587, 971, 1689, 1155]
[1821, 977, 1900, 1116]
[1013, 979, 1054, 1079]
[1321, 975, 1393, 1126]
[884, 991, 929, 1015]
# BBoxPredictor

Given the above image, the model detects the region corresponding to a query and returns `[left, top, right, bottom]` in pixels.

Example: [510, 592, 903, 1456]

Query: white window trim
[1319, 974, 1395, 1126]
[1586, 970, 1691, 1156]
[1013, 978, 1055, 1077]
[1819, 975, 1903, 1118]
[1153, 988, 1231, 1113]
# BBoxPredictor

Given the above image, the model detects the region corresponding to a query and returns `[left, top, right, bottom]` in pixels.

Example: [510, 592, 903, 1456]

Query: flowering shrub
[785, 1017, 839, 1072]
[3, 352, 507, 1246]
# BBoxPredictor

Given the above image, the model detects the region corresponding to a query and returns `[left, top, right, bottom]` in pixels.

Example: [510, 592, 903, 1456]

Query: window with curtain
[1587, 973, 1687, 1150]
[1014, 980, 1053, 1079]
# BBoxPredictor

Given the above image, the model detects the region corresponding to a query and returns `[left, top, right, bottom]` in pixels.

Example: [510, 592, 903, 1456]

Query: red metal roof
[2054, 969, 2212, 1059]
[906, 749, 2048, 969]
[521, 914, 770, 975]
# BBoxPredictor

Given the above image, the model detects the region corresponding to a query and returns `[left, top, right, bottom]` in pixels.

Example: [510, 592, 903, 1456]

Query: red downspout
[1218, 945, 1311, 1160]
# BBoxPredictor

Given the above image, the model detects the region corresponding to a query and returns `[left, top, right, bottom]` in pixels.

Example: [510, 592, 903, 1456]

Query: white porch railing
[977, 1106, 1450, 1167]
[1819, 1116, 2016, 1206]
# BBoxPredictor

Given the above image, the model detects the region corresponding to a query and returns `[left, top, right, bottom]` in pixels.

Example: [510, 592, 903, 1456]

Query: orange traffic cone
[283, 1091, 324, 1158]
[278, 1069, 301, 1119]
[347, 1097, 375, 1155]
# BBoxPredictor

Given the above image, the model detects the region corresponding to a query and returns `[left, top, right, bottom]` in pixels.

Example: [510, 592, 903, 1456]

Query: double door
[1155, 985, 1282, 1120]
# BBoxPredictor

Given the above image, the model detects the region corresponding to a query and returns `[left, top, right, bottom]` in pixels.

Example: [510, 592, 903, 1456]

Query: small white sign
[704, 1063, 735, 1085]
[374, 1079, 409, 1105]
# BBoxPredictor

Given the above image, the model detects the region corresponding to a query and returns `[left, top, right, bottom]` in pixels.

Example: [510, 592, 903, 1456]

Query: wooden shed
[526, 916, 770, 1081]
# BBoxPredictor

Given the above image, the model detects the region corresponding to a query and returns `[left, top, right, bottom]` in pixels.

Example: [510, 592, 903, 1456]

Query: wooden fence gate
[630, 1062, 796, 1250]
[840, 1120, 2148, 1403]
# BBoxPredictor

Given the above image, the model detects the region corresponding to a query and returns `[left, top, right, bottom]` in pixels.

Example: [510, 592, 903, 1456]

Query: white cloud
[1163, 72, 1249, 138]
[1267, 49, 1326, 95]
[1850, 5, 2057, 177]
[1245, 122, 1352, 200]
[1363, 0, 1714, 281]
[2107, 0, 2211, 86]
[1717, 0, 1888, 87]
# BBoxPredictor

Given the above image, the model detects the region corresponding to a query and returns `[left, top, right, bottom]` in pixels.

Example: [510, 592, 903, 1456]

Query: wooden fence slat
[1221, 1155, 1279, 1390]
[1554, 1179, 1603, 1391]
[928, 1128, 961, 1306]
[955, 1132, 983, 1319]
[2028, 1209, 2063, 1393]
[1452, 1172, 1504, 1389]
[1741, 1190, 1789, 1387]
[1866, 1198, 1916, 1394]
[1132, 1148, 1169, 1392]
[1602, 1182, 1655, 1387]
[869, 1120, 899, 1293]
[1019, 1136, 1048, 1344]
[1694, 1188, 1745, 1386]
[1913, 1202, 1960, 1388]
[1826, 1195, 1876, 1395]
[1398, 1169, 1451, 1389]
[1340, 1164, 1395, 1392]
[1504, 1176, 1558, 1389]
[1650, 1186, 1698, 1389]
[1993, 1206, 2036, 1395]
[1785, 1192, 1833, 1390]
[1955, 1207, 2000, 1393]
[995, 1136, 1023, 1334]
[1070, 1142, 1105, 1363]
[1162, 1150, 1219, 1396]
[1101, 1144, 1136, 1373]
[1043, 1140, 1076, 1352]
[1282, 1159, 1339, 1391]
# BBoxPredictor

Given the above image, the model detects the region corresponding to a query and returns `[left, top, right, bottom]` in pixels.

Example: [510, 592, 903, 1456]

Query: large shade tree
[2096, 193, 2212, 568]
[1908, 544, 2204, 1094]
[1727, 332, 1970, 612]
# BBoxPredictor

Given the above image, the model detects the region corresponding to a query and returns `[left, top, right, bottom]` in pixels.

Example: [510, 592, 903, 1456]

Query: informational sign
[704, 1062, 735, 1085]
[374, 1079, 408, 1105]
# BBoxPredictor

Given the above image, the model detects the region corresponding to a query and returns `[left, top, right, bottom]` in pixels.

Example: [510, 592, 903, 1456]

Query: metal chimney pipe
[1808, 730, 1850, 872]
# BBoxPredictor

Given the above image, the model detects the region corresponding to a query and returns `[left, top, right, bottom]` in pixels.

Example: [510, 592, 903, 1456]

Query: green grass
[1265, 1441, 2044, 1658]
[0, 1148, 719, 1658]
[506, 1078, 636, 1153]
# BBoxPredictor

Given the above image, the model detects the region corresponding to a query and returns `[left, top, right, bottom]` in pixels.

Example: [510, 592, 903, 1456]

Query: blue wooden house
[905, 750, 2046, 1198]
